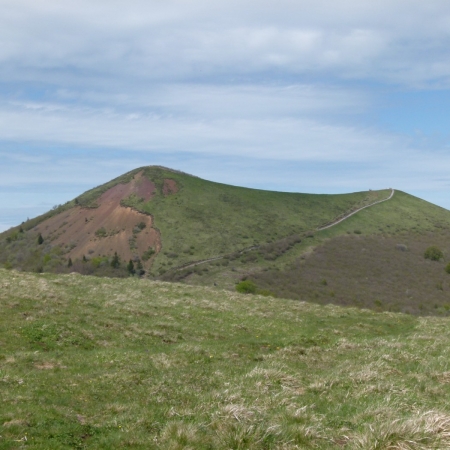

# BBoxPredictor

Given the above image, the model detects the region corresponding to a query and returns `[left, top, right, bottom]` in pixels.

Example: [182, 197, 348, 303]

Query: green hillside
[159, 188, 450, 316]
[0, 166, 390, 276]
[119, 167, 390, 275]
[2, 166, 450, 316]
[2, 269, 450, 449]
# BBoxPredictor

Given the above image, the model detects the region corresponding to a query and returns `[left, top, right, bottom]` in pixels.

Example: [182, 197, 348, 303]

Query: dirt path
[170, 246, 259, 272]
[317, 189, 395, 231]
[170, 189, 395, 273]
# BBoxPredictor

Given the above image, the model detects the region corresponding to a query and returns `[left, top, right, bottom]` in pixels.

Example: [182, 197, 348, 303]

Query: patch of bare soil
[35, 172, 161, 266]
[163, 178, 178, 196]
[3, 419, 29, 428]
[34, 362, 57, 370]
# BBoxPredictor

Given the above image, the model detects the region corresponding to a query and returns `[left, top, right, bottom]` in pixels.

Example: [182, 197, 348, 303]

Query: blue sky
[1, 0, 450, 231]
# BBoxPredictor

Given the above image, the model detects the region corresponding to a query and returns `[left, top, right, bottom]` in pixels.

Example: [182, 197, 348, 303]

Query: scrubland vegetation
[0, 230, 130, 278]
[2, 269, 450, 449]
[249, 231, 450, 316]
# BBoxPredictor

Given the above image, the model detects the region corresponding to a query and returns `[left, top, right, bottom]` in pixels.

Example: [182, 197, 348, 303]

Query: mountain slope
[0, 166, 389, 275]
[2, 166, 450, 316]
[156, 188, 450, 316]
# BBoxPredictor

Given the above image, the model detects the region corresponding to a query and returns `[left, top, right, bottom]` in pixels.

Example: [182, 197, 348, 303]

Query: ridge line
[317, 188, 395, 231]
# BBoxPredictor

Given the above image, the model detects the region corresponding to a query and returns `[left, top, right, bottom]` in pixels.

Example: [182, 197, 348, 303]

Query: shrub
[445, 262, 450, 274]
[424, 246, 443, 261]
[142, 247, 155, 261]
[95, 227, 107, 238]
[111, 252, 120, 268]
[236, 280, 257, 294]
[91, 256, 107, 268]
[127, 259, 135, 275]
[7, 230, 20, 243]
[133, 222, 146, 234]
[135, 259, 145, 277]
[128, 236, 137, 250]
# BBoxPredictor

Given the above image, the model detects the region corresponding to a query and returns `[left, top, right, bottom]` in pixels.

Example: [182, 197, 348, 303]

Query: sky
[1, 0, 450, 231]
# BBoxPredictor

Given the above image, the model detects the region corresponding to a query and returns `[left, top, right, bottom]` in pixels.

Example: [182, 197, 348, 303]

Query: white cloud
[1, 0, 450, 85]
[0, 85, 393, 163]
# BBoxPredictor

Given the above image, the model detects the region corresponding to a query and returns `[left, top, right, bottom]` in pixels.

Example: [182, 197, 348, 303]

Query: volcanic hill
[2, 165, 450, 315]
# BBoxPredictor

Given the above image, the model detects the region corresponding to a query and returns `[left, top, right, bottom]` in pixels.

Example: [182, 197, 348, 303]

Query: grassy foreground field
[2, 269, 450, 449]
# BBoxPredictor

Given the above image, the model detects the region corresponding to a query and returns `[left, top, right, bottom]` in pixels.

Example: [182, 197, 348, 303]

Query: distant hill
[2, 165, 450, 315]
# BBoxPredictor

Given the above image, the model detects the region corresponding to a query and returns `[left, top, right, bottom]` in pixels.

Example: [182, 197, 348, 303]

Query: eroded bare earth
[163, 178, 178, 196]
[35, 172, 171, 265]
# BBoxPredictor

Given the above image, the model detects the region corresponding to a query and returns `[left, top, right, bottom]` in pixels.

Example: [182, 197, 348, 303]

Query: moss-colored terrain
[2, 269, 450, 449]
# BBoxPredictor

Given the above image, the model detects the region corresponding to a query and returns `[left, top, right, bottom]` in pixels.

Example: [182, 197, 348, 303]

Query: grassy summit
[2, 269, 450, 449]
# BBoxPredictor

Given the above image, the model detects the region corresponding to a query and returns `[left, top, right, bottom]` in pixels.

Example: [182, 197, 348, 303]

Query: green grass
[318, 190, 450, 237]
[3, 269, 450, 448]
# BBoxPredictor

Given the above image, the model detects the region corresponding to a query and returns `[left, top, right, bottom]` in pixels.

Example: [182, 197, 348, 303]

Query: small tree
[135, 259, 145, 277]
[37, 233, 44, 245]
[111, 252, 120, 269]
[127, 259, 135, 275]
[424, 246, 443, 261]
[68, 258, 73, 268]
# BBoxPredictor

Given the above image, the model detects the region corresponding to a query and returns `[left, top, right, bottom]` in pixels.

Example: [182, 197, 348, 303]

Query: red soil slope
[35, 172, 171, 265]
[163, 178, 178, 196]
